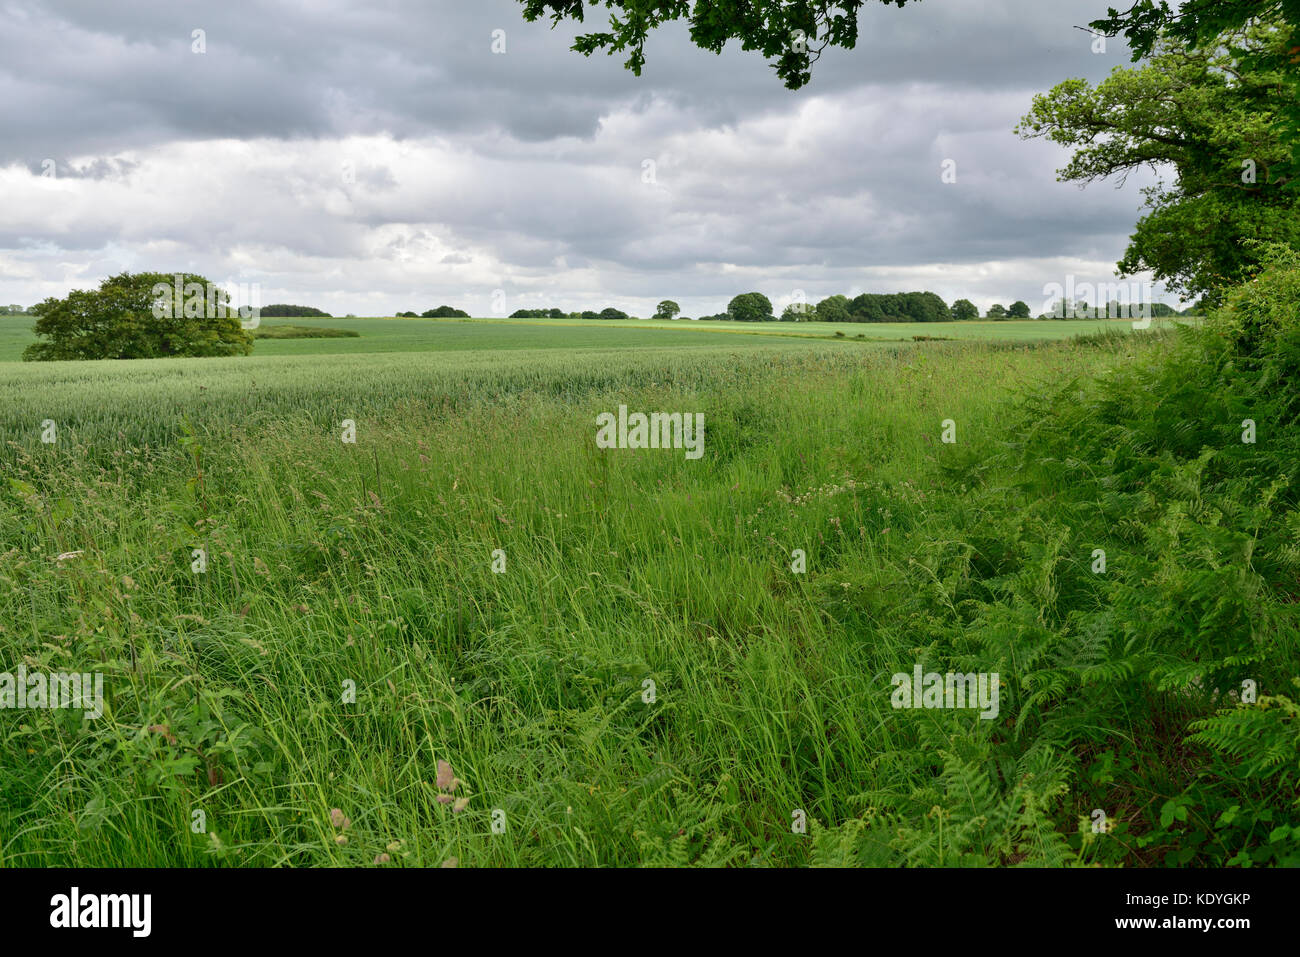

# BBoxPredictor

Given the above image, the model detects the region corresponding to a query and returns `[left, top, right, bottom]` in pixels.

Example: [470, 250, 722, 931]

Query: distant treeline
[1, 296, 1200, 323]
[1042, 300, 1188, 319]
[219, 296, 1199, 324]
[798, 292, 952, 323]
[701, 292, 1194, 322]
[694, 292, 986, 322]
[510, 308, 631, 320]
[348, 296, 1198, 322]
[397, 306, 471, 318]
[261, 304, 332, 317]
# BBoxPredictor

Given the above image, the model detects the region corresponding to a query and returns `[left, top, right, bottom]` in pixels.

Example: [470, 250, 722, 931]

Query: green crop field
[0, 314, 1183, 363]
[0, 316, 1177, 448]
[5, 314, 1284, 873]
[449, 314, 1181, 342]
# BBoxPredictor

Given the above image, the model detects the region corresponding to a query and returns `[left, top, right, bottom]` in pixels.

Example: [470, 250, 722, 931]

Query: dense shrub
[816, 248, 1300, 865]
[24, 272, 253, 361]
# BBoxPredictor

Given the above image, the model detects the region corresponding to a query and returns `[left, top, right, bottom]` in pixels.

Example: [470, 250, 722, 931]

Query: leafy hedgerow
[816, 247, 1300, 865]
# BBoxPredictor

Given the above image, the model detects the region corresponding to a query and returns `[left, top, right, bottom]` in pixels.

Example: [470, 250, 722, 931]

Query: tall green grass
[0, 280, 1294, 867]
[0, 338, 1133, 866]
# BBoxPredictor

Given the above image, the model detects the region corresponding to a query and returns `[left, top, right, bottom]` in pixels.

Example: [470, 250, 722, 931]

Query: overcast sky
[0, 0, 1177, 317]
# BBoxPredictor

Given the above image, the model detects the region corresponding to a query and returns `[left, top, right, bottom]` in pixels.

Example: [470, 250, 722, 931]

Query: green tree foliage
[513, 1, 1262, 92]
[848, 291, 948, 322]
[654, 300, 681, 319]
[986, 303, 1007, 319]
[423, 305, 471, 318]
[397, 311, 420, 317]
[950, 298, 979, 321]
[814, 294, 851, 323]
[1093, 0, 1300, 182]
[516, 0, 916, 89]
[1018, 18, 1300, 304]
[23, 272, 253, 361]
[260, 304, 331, 317]
[1008, 300, 1032, 319]
[598, 307, 630, 320]
[779, 302, 812, 321]
[509, 308, 565, 318]
[1091, 1, 1293, 54]
[1047, 299, 1185, 320]
[1041, 298, 1092, 320]
[727, 292, 774, 322]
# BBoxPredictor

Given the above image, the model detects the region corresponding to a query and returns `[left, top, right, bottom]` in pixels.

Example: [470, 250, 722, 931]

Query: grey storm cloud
[0, 0, 1175, 315]
[0, 0, 1126, 158]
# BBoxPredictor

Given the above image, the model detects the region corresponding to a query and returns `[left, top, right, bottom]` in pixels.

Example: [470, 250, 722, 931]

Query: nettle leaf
[77, 795, 113, 832]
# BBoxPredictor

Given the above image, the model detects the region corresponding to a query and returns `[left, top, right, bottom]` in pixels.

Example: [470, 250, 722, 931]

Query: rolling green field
[447, 314, 1178, 342]
[1, 308, 1294, 868]
[0, 314, 1181, 362]
[0, 316, 1175, 449]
